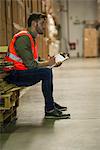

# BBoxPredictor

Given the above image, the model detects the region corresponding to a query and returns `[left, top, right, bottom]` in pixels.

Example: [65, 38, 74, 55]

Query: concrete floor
[0, 58, 100, 150]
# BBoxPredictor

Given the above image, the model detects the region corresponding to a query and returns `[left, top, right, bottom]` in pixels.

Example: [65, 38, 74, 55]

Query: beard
[37, 29, 43, 34]
[36, 26, 44, 35]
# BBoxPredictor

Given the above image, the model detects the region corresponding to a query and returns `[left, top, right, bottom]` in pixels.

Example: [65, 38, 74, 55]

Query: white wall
[59, 0, 97, 57]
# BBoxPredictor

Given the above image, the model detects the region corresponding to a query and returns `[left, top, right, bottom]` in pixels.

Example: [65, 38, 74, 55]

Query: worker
[4, 12, 70, 119]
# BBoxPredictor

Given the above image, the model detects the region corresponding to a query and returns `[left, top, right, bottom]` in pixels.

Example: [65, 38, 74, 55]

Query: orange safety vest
[5, 30, 38, 70]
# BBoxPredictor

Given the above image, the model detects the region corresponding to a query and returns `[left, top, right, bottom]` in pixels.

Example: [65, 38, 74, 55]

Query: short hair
[28, 12, 46, 27]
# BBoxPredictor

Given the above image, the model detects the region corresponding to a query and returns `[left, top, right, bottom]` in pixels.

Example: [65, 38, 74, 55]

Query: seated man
[4, 12, 70, 119]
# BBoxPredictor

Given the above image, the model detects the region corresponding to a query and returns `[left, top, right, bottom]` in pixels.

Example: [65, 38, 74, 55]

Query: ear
[31, 21, 37, 27]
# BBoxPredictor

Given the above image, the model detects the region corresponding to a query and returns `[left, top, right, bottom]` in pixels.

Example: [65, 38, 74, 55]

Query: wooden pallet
[0, 87, 20, 110]
[0, 47, 19, 131]
[0, 106, 17, 132]
[0, 106, 17, 122]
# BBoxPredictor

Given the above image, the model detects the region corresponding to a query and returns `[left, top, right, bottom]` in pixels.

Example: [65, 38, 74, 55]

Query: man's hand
[38, 56, 62, 68]
[48, 57, 62, 67]
[48, 57, 55, 66]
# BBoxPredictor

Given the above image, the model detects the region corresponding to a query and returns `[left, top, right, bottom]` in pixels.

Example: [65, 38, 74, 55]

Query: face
[36, 18, 45, 34]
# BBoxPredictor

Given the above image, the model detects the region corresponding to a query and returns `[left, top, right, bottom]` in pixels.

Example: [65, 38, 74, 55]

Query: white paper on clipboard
[49, 54, 69, 68]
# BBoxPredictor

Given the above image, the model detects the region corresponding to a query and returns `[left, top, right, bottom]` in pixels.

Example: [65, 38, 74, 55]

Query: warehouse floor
[1, 58, 100, 150]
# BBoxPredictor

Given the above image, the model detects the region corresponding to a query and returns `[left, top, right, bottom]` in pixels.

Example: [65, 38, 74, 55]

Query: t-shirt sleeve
[14, 35, 38, 69]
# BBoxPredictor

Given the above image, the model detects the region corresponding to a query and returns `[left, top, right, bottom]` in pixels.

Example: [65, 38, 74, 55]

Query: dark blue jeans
[5, 68, 54, 112]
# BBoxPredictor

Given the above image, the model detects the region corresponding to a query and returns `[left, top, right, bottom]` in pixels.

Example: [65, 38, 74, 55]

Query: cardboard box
[37, 0, 42, 12]
[0, 1, 7, 46]
[25, 0, 32, 22]
[5, 0, 13, 44]
[37, 35, 48, 59]
[0, 22, 7, 46]
[12, 0, 25, 34]
[32, 0, 38, 11]
[12, 0, 18, 34]
[84, 28, 98, 57]
[17, 0, 25, 27]
[98, 29, 100, 56]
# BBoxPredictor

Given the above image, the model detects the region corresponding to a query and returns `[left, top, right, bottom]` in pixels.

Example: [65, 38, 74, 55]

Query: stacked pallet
[0, 50, 20, 132]
[0, 79, 21, 132]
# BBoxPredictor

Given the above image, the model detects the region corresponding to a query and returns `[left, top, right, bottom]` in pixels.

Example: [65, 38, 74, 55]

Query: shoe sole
[45, 114, 71, 119]
[59, 108, 67, 111]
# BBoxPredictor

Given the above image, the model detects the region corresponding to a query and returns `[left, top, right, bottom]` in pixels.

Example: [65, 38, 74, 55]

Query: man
[4, 12, 70, 119]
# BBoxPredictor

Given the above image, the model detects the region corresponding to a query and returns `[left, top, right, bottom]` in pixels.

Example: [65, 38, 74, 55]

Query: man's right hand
[38, 56, 63, 68]
[48, 57, 55, 66]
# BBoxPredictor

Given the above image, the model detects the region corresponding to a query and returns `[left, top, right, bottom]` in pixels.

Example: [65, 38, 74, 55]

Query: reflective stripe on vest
[6, 52, 23, 63]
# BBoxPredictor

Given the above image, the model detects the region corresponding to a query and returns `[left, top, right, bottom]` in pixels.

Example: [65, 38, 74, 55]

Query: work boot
[45, 108, 70, 119]
[54, 102, 67, 111]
